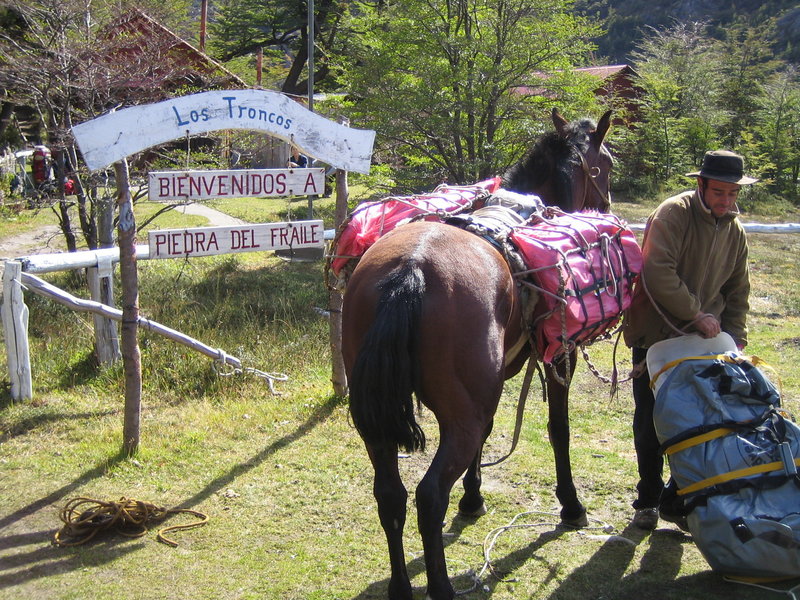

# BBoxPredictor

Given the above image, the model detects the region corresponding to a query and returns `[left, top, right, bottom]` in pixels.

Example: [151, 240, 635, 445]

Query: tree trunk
[329, 134, 349, 396]
[114, 158, 142, 455]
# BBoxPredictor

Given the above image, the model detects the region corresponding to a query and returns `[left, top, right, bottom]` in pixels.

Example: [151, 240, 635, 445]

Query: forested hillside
[575, 0, 800, 64]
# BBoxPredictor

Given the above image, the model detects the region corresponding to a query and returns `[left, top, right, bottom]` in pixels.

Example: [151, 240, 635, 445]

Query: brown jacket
[623, 189, 750, 349]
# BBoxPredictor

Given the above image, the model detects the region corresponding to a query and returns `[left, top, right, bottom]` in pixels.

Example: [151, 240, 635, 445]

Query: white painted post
[87, 255, 120, 365]
[1, 260, 33, 400]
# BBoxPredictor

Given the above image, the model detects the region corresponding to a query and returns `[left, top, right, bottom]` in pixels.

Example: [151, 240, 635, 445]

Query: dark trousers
[631, 347, 664, 509]
[631, 347, 687, 514]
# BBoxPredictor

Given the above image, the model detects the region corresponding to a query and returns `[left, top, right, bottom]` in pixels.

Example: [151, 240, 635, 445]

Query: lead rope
[481, 356, 544, 468]
[723, 576, 800, 599]
[53, 497, 208, 548]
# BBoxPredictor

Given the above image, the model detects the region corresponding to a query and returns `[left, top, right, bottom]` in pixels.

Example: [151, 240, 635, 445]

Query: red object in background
[32, 145, 51, 184]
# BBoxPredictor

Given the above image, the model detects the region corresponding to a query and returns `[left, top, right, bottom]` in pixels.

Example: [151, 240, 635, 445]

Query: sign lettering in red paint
[148, 168, 325, 201]
[148, 221, 324, 259]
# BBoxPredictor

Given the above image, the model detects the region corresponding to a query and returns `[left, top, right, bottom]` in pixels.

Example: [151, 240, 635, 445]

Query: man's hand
[693, 312, 721, 338]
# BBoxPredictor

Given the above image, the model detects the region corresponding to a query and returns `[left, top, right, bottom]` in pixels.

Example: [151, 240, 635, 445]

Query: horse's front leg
[457, 419, 493, 517]
[366, 442, 413, 600]
[545, 350, 588, 527]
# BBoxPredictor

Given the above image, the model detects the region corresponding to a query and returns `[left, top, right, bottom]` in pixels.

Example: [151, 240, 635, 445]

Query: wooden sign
[148, 168, 325, 201]
[148, 221, 324, 259]
[72, 89, 375, 173]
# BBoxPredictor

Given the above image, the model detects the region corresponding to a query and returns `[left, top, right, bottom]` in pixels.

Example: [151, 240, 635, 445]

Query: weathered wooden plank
[72, 90, 376, 174]
[1, 261, 32, 400]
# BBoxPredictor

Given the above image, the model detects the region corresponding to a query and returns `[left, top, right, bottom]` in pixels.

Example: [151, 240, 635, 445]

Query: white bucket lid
[647, 332, 737, 396]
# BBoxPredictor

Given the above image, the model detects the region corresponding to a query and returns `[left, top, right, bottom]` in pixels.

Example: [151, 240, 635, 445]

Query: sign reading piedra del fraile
[148, 221, 324, 259]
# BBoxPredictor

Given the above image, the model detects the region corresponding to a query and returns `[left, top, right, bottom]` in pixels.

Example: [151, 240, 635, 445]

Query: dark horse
[342, 108, 613, 600]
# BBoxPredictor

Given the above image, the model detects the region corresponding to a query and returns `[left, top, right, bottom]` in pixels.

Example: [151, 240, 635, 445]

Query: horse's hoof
[457, 502, 488, 518]
[560, 509, 589, 529]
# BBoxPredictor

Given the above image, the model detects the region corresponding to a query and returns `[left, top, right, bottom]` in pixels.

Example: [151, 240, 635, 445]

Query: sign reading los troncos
[71, 90, 375, 174]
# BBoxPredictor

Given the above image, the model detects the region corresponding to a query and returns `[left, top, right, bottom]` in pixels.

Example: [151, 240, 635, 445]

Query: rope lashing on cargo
[53, 497, 208, 548]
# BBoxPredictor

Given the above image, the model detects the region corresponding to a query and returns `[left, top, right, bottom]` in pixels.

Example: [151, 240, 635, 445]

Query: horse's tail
[349, 262, 426, 453]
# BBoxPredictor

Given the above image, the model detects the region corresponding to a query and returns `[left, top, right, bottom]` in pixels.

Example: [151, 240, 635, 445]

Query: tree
[716, 19, 781, 148]
[209, 0, 345, 95]
[754, 67, 800, 202]
[622, 21, 723, 189]
[0, 0, 239, 250]
[332, 0, 602, 189]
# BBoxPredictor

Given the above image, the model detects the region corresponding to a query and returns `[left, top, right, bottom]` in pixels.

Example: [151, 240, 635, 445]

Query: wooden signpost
[51, 89, 375, 453]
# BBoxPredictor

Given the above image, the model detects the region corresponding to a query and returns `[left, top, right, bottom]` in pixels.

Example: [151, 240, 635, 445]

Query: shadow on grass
[0, 450, 127, 533]
[175, 393, 342, 509]
[349, 510, 491, 599]
[0, 395, 342, 592]
[0, 409, 117, 445]
[0, 450, 134, 590]
[346, 519, 704, 600]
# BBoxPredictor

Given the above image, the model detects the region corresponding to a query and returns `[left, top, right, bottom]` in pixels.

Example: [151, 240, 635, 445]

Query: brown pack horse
[342, 109, 613, 600]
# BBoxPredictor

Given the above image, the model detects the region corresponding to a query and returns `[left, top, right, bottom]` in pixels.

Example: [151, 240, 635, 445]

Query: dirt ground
[0, 203, 244, 276]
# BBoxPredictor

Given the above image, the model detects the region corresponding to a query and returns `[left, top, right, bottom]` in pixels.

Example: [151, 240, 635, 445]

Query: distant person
[624, 150, 758, 531]
[287, 147, 308, 168]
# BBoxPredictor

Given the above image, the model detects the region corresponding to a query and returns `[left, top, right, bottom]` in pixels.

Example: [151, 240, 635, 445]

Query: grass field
[1, 191, 799, 600]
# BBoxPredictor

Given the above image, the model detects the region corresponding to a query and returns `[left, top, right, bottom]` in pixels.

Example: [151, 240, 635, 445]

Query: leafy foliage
[613, 20, 800, 203]
[333, 0, 602, 190]
[575, 0, 800, 64]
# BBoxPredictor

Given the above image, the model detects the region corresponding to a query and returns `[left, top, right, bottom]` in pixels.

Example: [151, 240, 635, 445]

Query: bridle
[577, 150, 611, 212]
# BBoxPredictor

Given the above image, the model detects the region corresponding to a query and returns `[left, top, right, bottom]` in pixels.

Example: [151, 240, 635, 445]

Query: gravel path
[0, 203, 245, 279]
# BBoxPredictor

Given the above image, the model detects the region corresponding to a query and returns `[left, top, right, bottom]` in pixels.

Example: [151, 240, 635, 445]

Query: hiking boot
[632, 507, 658, 530]
[659, 509, 690, 532]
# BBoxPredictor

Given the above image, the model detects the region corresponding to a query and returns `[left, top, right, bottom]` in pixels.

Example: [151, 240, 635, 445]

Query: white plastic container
[646, 332, 737, 396]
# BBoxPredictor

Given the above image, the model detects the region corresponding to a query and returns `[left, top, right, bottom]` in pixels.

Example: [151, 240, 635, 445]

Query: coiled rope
[53, 497, 208, 548]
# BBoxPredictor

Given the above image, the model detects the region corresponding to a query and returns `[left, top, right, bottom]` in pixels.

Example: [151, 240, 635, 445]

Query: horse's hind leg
[366, 442, 413, 600]
[457, 419, 493, 517]
[417, 423, 489, 600]
[546, 351, 588, 527]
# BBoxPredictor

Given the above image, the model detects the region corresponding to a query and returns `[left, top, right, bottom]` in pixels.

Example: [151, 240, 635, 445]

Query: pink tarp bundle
[510, 211, 642, 363]
[329, 177, 501, 276]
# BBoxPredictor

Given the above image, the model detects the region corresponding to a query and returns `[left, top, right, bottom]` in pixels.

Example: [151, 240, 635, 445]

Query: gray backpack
[649, 335, 800, 579]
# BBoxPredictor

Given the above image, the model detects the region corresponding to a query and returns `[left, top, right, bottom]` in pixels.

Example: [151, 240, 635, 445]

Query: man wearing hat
[624, 150, 759, 530]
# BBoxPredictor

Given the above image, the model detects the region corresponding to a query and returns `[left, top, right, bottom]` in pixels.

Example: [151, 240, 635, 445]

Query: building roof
[572, 64, 638, 79]
[104, 9, 247, 89]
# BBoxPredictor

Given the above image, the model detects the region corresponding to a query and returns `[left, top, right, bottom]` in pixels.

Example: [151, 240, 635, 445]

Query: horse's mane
[501, 117, 597, 211]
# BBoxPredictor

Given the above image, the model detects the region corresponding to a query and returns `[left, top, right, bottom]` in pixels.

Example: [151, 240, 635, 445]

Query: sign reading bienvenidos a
[148, 168, 325, 201]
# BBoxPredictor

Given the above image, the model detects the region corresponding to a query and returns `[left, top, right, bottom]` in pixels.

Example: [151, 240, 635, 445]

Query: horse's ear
[552, 107, 569, 136]
[594, 110, 613, 147]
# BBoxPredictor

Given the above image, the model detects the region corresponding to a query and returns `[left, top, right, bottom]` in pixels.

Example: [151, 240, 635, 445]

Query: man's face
[701, 178, 741, 218]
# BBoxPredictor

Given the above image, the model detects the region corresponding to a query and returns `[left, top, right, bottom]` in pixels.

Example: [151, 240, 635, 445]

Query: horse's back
[342, 221, 520, 421]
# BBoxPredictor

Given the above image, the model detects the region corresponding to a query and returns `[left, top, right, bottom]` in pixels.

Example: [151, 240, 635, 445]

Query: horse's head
[502, 108, 613, 213]
[551, 108, 613, 212]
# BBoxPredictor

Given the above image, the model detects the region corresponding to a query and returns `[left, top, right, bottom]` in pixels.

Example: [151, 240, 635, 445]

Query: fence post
[87, 254, 120, 365]
[1, 260, 33, 400]
[329, 116, 350, 397]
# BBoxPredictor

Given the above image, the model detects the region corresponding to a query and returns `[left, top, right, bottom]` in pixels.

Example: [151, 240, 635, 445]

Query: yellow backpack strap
[649, 352, 778, 391]
[649, 353, 737, 390]
[677, 458, 800, 496]
[664, 427, 735, 456]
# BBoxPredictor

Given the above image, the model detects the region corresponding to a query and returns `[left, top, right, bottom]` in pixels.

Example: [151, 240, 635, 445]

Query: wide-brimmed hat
[686, 150, 758, 184]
